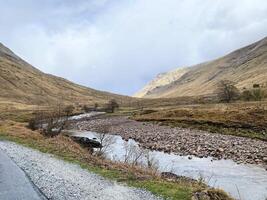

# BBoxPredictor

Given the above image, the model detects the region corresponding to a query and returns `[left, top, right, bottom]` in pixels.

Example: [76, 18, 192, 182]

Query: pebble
[70, 116, 267, 167]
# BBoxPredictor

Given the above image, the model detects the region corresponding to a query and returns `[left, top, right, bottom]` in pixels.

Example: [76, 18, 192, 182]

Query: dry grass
[0, 120, 154, 179]
[0, 120, 233, 199]
[133, 101, 267, 140]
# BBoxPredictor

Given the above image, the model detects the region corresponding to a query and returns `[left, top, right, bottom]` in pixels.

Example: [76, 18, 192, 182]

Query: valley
[0, 36, 267, 200]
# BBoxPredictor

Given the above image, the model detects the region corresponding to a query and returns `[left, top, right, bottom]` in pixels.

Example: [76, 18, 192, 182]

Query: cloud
[0, 0, 267, 95]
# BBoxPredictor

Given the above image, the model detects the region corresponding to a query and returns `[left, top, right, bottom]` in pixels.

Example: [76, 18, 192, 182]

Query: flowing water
[68, 130, 267, 200]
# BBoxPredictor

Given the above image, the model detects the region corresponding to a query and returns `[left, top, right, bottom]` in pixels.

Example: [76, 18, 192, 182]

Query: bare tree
[106, 99, 119, 113]
[123, 142, 159, 171]
[94, 103, 99, 111]
[95, 125, 116, 157]
[29, 104, 72, 137]
[217, 80, 240, 103]
[241, 90, 253, 101]
[41, 104, 69, 137]
[144, 150, 159, 170]
[123, 142, 145, 166]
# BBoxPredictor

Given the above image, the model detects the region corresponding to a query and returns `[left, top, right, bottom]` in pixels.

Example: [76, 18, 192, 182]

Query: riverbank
[70, 115, 267, 167]
[0, 120, 232, 200]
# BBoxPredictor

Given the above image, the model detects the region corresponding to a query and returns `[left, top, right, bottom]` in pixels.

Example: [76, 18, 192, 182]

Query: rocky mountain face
[135, 37, 267, 98]
[133, 68, 189, 98]
[0, 42, 132, 106]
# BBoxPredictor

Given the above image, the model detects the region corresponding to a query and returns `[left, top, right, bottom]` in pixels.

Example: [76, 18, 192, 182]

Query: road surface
[0, 149, 46, 200]
[0, 141, 161, 200]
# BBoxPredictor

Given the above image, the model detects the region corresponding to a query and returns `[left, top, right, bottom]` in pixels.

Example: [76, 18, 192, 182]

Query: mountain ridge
[0, 42, 133, 106]
[135, 36, 267, 98]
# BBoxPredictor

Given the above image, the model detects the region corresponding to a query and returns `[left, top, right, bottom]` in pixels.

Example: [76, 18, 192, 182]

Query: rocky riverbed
[69, 115, 267, 167]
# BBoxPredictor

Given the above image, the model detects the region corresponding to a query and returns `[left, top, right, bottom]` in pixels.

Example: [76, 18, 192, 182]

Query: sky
[0, 0, 267, 95]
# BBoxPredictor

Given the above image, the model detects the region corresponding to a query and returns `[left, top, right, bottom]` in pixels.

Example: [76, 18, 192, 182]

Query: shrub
[106, 99, 119, 113]
[252, 88, 265, 101]
[241, 90, 253, 101]
[64, 105, 75, 116]
[253, 83, 260, 88]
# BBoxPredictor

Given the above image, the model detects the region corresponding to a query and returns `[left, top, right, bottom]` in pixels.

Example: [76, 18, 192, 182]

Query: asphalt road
[0, 149, 46, 200]
[0, 141, 161, 200]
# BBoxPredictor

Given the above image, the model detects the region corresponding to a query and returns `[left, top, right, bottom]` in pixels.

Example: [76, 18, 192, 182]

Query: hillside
[134, 68, 189, 97]
[135, 37, 267, 98]
[0, 42, 132, 106]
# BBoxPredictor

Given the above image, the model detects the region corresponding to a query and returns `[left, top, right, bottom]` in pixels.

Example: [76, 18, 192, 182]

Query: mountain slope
[0, 42, 132, 106]
[133, 68, 189, 98]
[136, 37, 267, 98]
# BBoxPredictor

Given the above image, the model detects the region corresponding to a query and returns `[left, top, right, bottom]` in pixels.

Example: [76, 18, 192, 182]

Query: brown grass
[0, 120, 234, 199]
[133, 101, 267, 140]
[0, 120, 155, 179]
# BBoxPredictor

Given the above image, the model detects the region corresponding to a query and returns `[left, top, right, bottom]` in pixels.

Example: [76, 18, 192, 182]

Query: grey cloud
[0, 0, 267, 95]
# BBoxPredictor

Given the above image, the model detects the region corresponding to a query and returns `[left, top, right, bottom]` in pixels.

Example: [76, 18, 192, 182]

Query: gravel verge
[0, 141, 162, 200]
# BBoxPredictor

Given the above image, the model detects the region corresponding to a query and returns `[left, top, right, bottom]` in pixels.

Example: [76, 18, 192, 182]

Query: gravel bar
[0, 141, 162, 200]
[70, 116, 267, 166]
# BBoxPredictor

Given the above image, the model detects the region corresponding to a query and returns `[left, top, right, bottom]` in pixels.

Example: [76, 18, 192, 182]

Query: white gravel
[0, 141, 162, 200]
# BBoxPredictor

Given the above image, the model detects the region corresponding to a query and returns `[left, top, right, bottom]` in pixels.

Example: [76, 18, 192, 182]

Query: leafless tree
[144, 150, 159, 170]
[123, 142, 159, 171]
[123, 142, 144, 165]
[94, 103, 99, 111]
[217, 80, 240, 103]
[29, 104, 73, 137]
[106, 99, 119, 113]
[95, 125, 116, 157]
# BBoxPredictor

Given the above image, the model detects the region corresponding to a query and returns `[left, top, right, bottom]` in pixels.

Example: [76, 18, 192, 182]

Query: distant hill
[135, 37, 267, 98]
[0, 42, 132, 106]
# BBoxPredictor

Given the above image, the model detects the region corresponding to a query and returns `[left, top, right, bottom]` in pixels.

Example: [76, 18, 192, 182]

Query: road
[0, 149, 46, 200]
[0, 141, 161, 200]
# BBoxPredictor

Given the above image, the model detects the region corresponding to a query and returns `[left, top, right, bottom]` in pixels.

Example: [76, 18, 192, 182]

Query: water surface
[69, 130, 267, 200]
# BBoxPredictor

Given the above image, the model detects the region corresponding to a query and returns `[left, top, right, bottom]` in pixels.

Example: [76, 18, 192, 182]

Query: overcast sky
[1, 0, 267, 95]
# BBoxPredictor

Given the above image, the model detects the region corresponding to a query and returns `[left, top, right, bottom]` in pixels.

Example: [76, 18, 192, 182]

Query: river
[67, 130, 267, 200]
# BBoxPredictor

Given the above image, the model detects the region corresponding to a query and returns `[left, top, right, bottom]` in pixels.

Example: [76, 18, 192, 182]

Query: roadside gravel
[0, 141, 162, 200]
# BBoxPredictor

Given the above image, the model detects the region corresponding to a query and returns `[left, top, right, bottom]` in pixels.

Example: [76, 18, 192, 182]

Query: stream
[68, 130, 267, 200]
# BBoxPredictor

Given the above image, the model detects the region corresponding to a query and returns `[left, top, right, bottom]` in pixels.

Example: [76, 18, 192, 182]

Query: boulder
[71, 136, 102, 148]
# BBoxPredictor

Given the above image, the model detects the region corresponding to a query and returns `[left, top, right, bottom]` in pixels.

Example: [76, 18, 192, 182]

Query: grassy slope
[0, 42, 134, 106]
[0, 120, 233, 200]
[133, 101, 267, 141]
[138, 36, 267, 98]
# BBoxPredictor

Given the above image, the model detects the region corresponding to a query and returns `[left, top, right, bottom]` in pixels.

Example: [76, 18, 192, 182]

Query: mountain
[134, 68, 189, 98]
[0, 42, 132, 106]
[135, 37, 267, 98]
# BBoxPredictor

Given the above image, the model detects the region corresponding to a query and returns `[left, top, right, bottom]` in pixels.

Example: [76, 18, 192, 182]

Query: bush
[106, 99, 119, 113]
[64, 105, 75, 116]
[252, 88, 265, 101]
[241, 90, 253, 101]
[242, 88, 266, 101]
[82, 105, 91, 113]
[28, 118, 39, 131]
[253, 83, 260, 88]
[28, 104, 69, 137]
